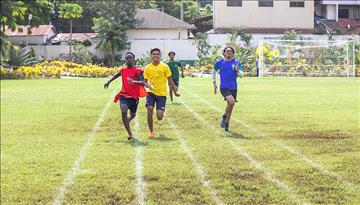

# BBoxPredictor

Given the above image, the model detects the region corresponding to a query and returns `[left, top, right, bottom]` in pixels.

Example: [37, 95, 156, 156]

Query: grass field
[1, 77, 359, 205]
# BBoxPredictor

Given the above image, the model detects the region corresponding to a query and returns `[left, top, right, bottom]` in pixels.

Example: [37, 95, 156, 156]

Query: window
[290, 0, 305, 8]
[227, 0, 242, 7]
[259, 0, 273, 7]
[339, 9, 349, 18]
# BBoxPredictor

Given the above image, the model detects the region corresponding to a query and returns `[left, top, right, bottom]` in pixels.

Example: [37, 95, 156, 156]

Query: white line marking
[167, 119, 224, 205]
[134, 117, 146, 205]
[178, 97, 309, 205]
[53, 99, 113, 205]
[183, 88, 357, 191]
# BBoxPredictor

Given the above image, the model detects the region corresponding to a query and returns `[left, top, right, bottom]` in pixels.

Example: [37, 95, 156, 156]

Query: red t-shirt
[119, 67, 147, 99]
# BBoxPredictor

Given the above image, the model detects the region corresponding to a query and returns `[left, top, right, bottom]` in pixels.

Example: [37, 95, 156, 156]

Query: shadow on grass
[221, 131, 250, 139]
[170, 102, 183, 106]
[127, 138, 149, 147]
[149, 134, 174, 142]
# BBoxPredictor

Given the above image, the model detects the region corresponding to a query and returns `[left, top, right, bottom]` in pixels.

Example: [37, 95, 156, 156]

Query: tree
[203, 4, 212, 16]
[92, 1, 136, 66]
[24, 0, 54, 27]
[1, 0, 53, 64]
[58, 3, 83, 56]
[184, 1, 201, 23]
[193, 32, 211, 66]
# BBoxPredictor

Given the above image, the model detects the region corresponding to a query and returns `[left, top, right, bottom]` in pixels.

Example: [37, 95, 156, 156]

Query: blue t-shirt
[214, 58, 242, 90]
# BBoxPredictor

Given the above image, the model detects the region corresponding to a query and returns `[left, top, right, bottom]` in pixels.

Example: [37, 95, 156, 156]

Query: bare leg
[128, 112, 136, 122]
[224, 95, 236, 123]
[147, 106, 154, 132]
[169, 86, 173, 102]
[121, 104, 132, 139]
[156, 110, 164, 121]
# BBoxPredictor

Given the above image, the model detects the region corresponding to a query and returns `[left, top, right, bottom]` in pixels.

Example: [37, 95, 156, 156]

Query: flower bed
[1, 61, 119, 79]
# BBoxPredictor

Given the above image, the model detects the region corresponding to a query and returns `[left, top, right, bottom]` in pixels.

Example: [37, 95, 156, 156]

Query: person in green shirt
[166, 51, 184, 102]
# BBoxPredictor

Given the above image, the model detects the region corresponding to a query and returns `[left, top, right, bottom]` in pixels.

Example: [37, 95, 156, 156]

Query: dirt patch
[282, 130, 352, 140]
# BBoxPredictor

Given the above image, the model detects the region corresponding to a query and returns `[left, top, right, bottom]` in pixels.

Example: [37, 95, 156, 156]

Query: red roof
[5, 25, 54, 36]
[53, 33, 96, 41]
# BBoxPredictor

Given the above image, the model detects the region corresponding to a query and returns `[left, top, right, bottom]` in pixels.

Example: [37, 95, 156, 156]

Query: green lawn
[1, 77, 359, 204]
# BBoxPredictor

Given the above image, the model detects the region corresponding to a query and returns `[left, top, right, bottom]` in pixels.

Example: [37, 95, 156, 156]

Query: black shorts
[172, 78, 179, 87]
[145, 92, 167, 111]
[120, 96, 139, 113]
[220, 89, 237, 102]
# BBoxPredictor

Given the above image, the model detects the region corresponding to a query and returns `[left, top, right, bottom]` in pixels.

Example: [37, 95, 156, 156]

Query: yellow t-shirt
[144, 62, 172, 96]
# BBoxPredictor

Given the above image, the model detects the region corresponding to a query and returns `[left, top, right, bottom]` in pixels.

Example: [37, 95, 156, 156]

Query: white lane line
[134, 117, 146, 205]
[53, 99, 113, 205]
[183, 88, 357, 190]
[178, 98, 309, 205]
[167, 119, 224, 205]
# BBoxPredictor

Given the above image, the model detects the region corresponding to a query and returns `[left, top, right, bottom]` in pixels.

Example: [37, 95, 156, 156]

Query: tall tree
[92, 1, 136, 66]
[58, 3, 83, 56]
[1, 0, 53, 64]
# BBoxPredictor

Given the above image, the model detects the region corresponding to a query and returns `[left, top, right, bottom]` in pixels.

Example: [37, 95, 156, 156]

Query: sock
[222, 114, 227, 120]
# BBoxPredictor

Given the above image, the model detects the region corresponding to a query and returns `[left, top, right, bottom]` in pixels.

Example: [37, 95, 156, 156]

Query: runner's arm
[212, 68, 218, 94]
[168, 77, 180, 97]
[128, 74, 153, 90]
[104, 72, 121, 89]
[180, 64, 184, 78]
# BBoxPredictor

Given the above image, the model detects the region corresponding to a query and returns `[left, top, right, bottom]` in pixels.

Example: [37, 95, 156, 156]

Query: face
[224, 48, 234, 58]
[125, 54, 134, 66]
[169, 53, 175, 61]
[151, 50, 161, 62]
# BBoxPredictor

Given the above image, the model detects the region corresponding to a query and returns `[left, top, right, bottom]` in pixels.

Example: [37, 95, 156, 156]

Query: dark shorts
[146, 92, 167, 111]
[172, 78, 179, 87]
[220, 89, 238, 102]
[120, 96, 139, 113]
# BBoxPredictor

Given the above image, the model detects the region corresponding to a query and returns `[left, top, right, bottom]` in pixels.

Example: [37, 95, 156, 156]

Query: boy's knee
[147, 106, 154, 114]
[156, 111, 164, 120]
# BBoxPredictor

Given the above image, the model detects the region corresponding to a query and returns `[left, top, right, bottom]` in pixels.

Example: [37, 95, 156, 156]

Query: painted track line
[53, 98, 113, 205]
[183, 87, 357, 190]
[167, 119, 224, 205]
[134, 117, 146, 205]
[178, 97, 310, 205]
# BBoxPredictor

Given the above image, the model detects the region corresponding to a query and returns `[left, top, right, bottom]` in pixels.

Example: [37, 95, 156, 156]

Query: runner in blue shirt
[212, 46, 242, 131]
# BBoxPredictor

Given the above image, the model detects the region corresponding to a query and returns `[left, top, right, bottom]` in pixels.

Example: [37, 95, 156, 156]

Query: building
[128, 9, 196, 40]
[126, 9, 197, 60]
[315, 1, 360, 34]
[4, 25, 56, 45]
[212, 0, 314, 34]
[315, 0, 360, 22]
[51, 33, 96, 45]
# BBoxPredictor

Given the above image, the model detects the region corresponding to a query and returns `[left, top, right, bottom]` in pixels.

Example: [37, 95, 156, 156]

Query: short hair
[124, 52, 135, 59]
[223, 46, 235, 54]
[168, 51, 176, 56]
[150, 48, 161, 54]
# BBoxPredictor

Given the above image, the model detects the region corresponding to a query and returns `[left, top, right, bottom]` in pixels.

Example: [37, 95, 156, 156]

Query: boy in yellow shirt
[144, 48, 180, 137]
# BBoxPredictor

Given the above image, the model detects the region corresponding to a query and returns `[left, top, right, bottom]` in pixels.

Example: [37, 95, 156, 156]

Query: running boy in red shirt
[104, 52, 152, 140]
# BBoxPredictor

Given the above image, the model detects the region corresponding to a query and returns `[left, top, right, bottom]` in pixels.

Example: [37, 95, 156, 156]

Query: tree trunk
[111, 45, 115, 66]
[69, 19, 73, 57]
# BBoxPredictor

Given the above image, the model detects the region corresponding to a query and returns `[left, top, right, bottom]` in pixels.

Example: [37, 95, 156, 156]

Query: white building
[212, 0, 314, 34]
[315, 0, 360, 22]
[4, 25, 56, 45]
[126, 9, 197, 60]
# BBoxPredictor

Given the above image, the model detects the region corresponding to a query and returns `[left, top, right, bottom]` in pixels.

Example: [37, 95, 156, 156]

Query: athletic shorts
[120, 96, 139, 113]
[220, 88, 238, 102]
[172, 78, 179, 87]
[145, 92, 167, 111]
